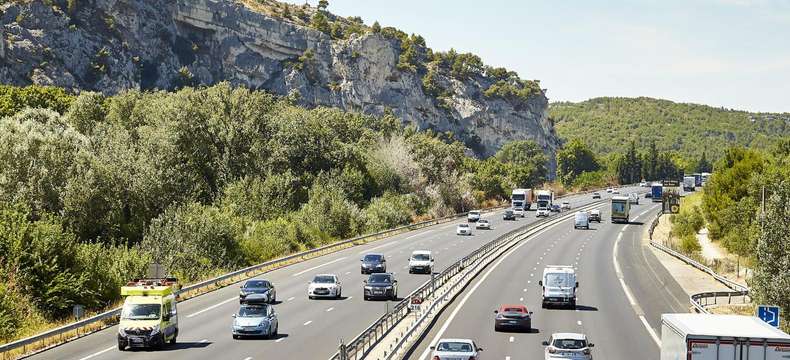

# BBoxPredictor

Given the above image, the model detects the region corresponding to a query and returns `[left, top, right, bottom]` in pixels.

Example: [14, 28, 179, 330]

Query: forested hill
[550, 97, 789, 160]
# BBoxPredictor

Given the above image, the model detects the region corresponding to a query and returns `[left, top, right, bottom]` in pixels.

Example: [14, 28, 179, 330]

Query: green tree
[317, 0, 329, 11]
[616, 140, 642, 184]
[371, 21, 381, 33]
[0, 85, 74, 117]
[695, 151, 712, 173]
[556, 139, 600, 186]
[310, 12, 330, 34]
[494, 140, 548, 188]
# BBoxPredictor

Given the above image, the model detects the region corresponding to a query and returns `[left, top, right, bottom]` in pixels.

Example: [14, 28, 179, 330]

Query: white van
[574, 211, 589, 229]
[408, 250, 434, 274]
[539, 266, 578, 308]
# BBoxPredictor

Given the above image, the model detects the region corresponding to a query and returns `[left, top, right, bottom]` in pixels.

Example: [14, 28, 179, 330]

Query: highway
[29, 188, 642, 360]
[407, 198, 689, 360]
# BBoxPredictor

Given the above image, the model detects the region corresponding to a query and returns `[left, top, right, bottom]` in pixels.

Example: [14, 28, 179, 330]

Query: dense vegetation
[551, 97, 789, 164]
[0, 83, 550, 342]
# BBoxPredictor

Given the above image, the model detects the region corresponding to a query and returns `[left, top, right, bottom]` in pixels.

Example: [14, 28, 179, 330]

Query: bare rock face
[0, 0, 560, 168]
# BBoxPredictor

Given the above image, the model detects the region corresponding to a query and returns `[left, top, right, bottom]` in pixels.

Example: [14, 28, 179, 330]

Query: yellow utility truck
[117, 278, 179, 350]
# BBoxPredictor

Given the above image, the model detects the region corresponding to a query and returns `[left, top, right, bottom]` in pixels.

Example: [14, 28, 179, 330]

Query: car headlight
[118, 328, 127, 336]
[364, 286, 372, 290]
[240, 291, 246, 296]
[385, 286, 393, 290]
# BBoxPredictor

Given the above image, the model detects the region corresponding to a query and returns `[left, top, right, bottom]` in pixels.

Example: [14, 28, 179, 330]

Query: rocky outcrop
[0, 0, 560, 167]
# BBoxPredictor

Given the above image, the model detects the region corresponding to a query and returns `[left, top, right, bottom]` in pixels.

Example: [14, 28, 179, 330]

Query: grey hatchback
[231, 304, 278, 339]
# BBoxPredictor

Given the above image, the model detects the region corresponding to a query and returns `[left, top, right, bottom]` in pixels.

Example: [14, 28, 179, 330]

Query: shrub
[679, 233, 702, 254]
[297, 182, 364, 240]
[239, 218, 305, 264]
[0, 85, 74, 117]
[221, 172, 303, 221]
[364, 193, 414, 232]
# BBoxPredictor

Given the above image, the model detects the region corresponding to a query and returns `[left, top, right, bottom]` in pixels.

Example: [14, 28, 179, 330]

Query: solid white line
[287, 296, 295, 302]
[292, 257, 347, 277]
[77, 346, 114, 360]
[187, 296, 238, 318]
[640, 315, 662, 346]
[417, 214, 573, 360]
[303, 320, 312, 326]
[276, 337, 285, 343]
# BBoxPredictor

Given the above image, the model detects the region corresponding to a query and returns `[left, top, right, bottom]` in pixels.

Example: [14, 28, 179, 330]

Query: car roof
[458, 223, 469, 226]
[314, 273, 337, 277]
[478, 219, 489, 222]
[469, 210, 481, 213]
[412, 250, 431, 255]
[363, 252, 384, 256]
[543, 266, 575, 274]
[552, 333, 587, 340]
[438, 338, 474, 344]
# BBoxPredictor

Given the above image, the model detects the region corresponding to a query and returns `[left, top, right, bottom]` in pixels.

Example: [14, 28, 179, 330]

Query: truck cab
[118, 278, 179, 350]
[539, 266, 578, 308]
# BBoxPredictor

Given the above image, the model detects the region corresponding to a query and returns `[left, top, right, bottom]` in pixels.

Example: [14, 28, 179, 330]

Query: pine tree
[696, 151, 712, 173]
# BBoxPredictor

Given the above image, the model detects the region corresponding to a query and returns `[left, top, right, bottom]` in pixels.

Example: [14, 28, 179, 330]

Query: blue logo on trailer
[757, 305, 780, 328]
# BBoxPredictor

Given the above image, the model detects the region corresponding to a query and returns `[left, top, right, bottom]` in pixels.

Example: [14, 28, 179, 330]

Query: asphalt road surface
[28, 187, 644, 360]
[407, 197, 689, 360]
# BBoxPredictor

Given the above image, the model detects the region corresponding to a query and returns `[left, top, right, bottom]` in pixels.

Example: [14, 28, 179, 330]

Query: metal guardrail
[646, 212, 750, 314]
[2, 184, 631, 358]
[0, 205, 506, 358]
[330, 197, 614, 360]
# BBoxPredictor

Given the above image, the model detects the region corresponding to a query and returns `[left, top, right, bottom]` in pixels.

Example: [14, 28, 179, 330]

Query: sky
[284, 0, 790, 113]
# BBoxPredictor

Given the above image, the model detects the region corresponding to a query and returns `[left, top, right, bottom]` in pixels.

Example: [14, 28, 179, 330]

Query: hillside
[550, 97, 789, 160]
[0, 0, 559, 165]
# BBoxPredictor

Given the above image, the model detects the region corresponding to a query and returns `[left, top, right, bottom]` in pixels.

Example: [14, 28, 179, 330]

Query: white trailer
[660, 313, 790, 360]
[511, 188, 533, 210]
[683, 176, 696, 192]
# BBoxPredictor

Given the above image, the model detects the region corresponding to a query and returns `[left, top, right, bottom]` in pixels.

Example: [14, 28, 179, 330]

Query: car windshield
[313, 276, 335, 283]
[503, 307, 525, 313]
[363, 254, 382, 262]
[244, 280, 270, 289]
[368, 274, 391, 283]
[545, 273, 574, 287]
[552, 338, 587, 349]
[575, 213, 587, 220]
[612, 202, 626, 213]
[469, 211, 480, 215]
[458, 224, 469, 228]
[514, 207, 523, 211]
[412, 254, 430, 261]
[121, 303, 161, 320]
[437, 342, 473, 352]
[238, 305, 268, 317]
[479, 220, 488, 224]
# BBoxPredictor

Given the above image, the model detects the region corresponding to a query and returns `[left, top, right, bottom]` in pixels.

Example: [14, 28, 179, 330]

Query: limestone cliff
[0, 0, 560, 166]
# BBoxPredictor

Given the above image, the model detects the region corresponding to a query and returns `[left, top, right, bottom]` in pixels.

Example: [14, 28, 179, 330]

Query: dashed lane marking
[303, 320, 312, 326]
[292, 257, 348, 277]
[509, 336, 515, 343]
[187, 297, 238, 318]
[77, 346, 114, 360]
[326, 307, 334, 312]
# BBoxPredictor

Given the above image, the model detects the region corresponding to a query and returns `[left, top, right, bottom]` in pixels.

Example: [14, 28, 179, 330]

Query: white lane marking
[287, 296, 295, 302]
[292, 257, 347, 277]
[326, 307, 334, 312]
[359, 241, 398, 254]
[345, 271, 351, 275]
[527, 280, 531, 284]
[640, 315, 662, 346]
[200, 339, 208, 343]
[509, 336, 514, 342]
[77, 346, 114, 360]
[405, 229, 434, 240]
[244, 357, 252, 360]
[276, 337, 285, 343]
[530, 273, 534, 277]
[303, 320, 312, 326]
[348, 296, 354, 300]
[577, 320, 582, 326]
[417, 215, 571, 360]
[523, 288, 527, 292]
[506, 357, 511, 360]
[187, 296, 238, 318]
[519, 297, 524, 302]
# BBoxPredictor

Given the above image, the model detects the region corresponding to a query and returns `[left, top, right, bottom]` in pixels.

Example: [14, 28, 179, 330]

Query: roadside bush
[364, 193, 415, 232]
[0, 85, 74, 117]
[670, 206, 704, 239]
[679, 233, 702, 254]
[221, 172, 304, 221]
[0, 283, 23, 341]
[239, 218, 305, 264]
[141, 203, 243, 282]
[297, 182, 364, 240]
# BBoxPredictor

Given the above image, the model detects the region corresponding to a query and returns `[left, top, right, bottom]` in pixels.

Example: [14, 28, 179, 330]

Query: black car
[645, 192, 653, 198]
[550, 204, 561, 213]
[503, 210, 516, 221]
[360, 253, 387, 274]
[494, 304, 533, 332]
[239, 279, 276, 304]
[363, 273, 398, 300]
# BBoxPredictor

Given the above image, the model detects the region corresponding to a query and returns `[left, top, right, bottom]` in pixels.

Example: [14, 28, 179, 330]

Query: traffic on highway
[26, 188, 644, 360]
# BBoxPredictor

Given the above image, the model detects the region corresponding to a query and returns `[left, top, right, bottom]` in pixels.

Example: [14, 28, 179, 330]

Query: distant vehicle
[476, 219, 491, 230]
[536, 190, 554, 211]
[537, 207, 550, 217]
[693, 173, 704, 187]
[503, 209, 516, 221]
[561, 201, 571, 210]
[540, 266, 577, 308]
[494, 304, 533, 332]
[574, 211, 589, 230]
[592, 192, 601, 199]
[513, 207, 526, 217]
[651, 183, 663, 202]
[408, 250, 434, 274]
[456, 223, 472, 235]
[612, 187, 620, 194]
[239, 279, 276, 304]
[645, 192, 653, 198]
[511, 188, 534, 210]
[307, 274, 341, 299]
[640, 181, 648, 187]
[430, 339, 482, 360]
[611, 196, 631, 223]
[701, 172, 711, 186]
[118, 278, 179, 350]
[363, 273, 398, 300]
[588, 209, 601, 223]
[660, 313, 790, 360]
[606, 187, 613, 193]
[551, 204, 562, 213]
[628, 193, 639, 205]
[467, 210, 481, 222]
[542, 333, 594, 360]
[683, 176, 696, 192]
[360, 253, 387, 274]
[231, 303, 278, 339]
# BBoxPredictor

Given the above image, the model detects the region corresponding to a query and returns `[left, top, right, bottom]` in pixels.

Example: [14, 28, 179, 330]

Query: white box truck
[660, 313, 790, 360]
[511, 188, 533, 211]
[611, 196, 631, 223]
[683, 176, 696, 192]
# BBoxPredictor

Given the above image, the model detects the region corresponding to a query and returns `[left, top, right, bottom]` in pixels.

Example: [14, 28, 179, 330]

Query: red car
[494, 304, 533, 332]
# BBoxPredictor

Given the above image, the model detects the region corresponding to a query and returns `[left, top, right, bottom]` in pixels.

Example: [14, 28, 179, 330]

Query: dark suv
[239, 279, 276, 304]
[360, 253, 387, 274]
[363, 273, 398, 300]
[503, 210, 516, 221]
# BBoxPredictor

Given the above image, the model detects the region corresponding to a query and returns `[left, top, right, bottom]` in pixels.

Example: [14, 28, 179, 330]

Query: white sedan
[307, 274, 342, 299]
[561, 201, 571, 210]
[543, 332, 594, 360]
[475, 219, 491, 229]
[456, 223, 472, 236]
[431, 338, 482, 360]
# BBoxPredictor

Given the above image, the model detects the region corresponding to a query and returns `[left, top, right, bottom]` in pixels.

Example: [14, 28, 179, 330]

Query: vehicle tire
[494, 325, 501, 332]
[273, 324, 278, 336]
[271, 294, 276, 303]
[570, 299, 577, 309]
[233, 334, 239, 340]
[118, 341, 126, 351]
[170, 335, 177, 345]
[408, 269, 413, 274]
[309, 295, 314, 300]
[541, 302, 546, 309]
[364, 296, 369, 301]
